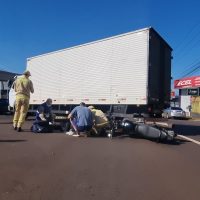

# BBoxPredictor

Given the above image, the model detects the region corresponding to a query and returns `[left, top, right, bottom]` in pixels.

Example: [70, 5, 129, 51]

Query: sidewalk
[188, 113, 200, 121]
[189, 117, 200, 121]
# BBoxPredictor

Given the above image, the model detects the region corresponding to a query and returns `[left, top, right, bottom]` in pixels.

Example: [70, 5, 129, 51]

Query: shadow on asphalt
[0, 139, 27, 143]
[173, 124, 200, 136]
[160, 138, 189, 145]
[0, 122, 12, 124]
[112, 135, 188, 145]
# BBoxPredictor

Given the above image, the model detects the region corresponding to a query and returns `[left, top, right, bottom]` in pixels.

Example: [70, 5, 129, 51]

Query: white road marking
[177, 135, 200, 146]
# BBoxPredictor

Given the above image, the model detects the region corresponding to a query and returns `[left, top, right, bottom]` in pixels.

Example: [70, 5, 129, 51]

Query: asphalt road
[0, 115, 200, 200]
[169, 119, 200, 141]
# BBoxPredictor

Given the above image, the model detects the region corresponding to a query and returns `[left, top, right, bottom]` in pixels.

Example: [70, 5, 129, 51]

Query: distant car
[162, 107, 186, 119]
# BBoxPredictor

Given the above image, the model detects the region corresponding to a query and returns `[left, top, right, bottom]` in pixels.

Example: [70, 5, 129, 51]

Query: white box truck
[10, 27, 172, 117]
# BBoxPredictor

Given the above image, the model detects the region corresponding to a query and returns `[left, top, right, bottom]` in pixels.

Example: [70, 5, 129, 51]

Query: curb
[188, 118, 200, 121]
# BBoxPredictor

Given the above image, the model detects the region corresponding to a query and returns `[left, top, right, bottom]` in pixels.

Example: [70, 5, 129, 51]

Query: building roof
[0, 70, 19, 81]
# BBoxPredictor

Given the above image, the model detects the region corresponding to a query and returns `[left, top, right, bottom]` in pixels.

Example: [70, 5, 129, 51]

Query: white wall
[180, 95, 191, 116]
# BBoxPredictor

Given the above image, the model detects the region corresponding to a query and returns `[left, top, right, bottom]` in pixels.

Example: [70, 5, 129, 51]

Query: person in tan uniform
[88, 105, 109, 135]
[13, 70, 34, 132]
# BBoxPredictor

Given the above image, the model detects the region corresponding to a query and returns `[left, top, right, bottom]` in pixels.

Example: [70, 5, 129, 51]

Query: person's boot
[17, 127, 22, 132]
[13, 124, 17, 130]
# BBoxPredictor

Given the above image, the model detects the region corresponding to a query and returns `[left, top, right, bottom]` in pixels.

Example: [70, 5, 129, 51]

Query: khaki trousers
[92, 121, 109, 135]
[13, 97, 29, 128]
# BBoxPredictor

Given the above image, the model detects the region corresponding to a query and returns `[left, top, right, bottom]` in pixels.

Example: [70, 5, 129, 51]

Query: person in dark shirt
[31, 98, 54, 133]
[36, 98, 53, 123]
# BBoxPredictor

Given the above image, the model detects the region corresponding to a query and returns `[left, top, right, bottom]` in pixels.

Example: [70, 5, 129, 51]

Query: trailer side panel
[27, 29, 150, 105]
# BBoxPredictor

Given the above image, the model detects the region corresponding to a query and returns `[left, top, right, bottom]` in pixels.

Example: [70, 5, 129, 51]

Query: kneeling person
[31, 98, 54, 133]
[67, 102, 93, 136]
[88, 106, 109, 135]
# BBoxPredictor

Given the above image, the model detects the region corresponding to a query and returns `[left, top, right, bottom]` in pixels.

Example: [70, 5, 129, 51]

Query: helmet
[121, 119, 136, 135]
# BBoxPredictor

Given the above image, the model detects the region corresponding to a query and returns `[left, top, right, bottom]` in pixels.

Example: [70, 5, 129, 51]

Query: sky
[1, 0, 200, 88]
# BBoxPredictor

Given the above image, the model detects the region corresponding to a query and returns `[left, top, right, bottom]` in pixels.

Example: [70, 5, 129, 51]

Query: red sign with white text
[174, 76, 200, 89]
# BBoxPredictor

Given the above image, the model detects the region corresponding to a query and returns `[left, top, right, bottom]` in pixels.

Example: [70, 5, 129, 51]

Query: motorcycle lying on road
[53, 113, 176, 142]
[105, 114, 176, 142]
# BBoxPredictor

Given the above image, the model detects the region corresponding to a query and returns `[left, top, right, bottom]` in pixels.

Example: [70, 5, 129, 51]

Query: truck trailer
[9, 27, 172, 117]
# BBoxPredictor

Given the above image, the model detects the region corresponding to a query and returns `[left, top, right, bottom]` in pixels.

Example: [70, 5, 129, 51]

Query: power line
[177, 59, 200, 78]
[173, 57, 200, 81]
[174, 21, 200, 51]
[180, 65, 200, 78]
[174, 21, 200, 69]
[175, 36, 200, 63]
